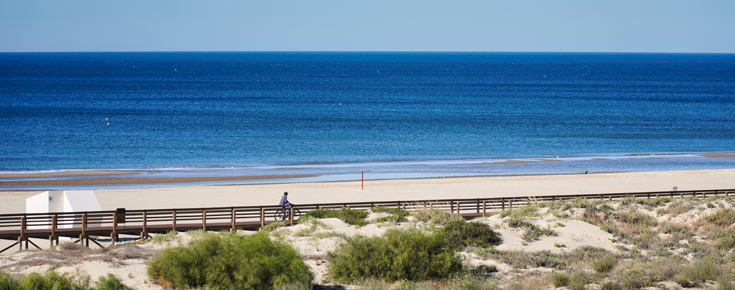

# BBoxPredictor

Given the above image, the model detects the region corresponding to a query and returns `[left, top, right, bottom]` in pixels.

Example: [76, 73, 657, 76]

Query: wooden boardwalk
[1, 188, 732, 253]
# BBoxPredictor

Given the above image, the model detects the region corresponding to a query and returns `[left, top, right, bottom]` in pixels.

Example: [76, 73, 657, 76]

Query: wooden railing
[1, 188, 732, 253]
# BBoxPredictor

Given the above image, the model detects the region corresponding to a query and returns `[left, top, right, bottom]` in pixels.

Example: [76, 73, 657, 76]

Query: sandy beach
[2, 168, 735, 214]
[2, 168, 735, 289]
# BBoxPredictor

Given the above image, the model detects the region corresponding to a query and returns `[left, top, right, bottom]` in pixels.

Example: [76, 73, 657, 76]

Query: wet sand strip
[483, 160, 537, 165]
[0, 171, 139, 179]
[700, 153, 735, 157]
[0, 174, 317, 186]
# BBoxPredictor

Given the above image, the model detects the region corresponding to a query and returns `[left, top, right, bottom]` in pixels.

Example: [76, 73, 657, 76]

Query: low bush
[664, 200, 694, 216]
[371, 206, 410, 223]
[498, 205, 539, 219]
[718, 276, 734, 290]
[506, 218, 557, 242]
[148, 232, 312, 290]
[490, 250, 567, 270]
[617, 209, 657, 227]
[0, 270, 131, 290]
[261, 221, 287, 233]
[328, 227, 462, 282]
[676, 254, 725, 286]
[0, 272, 19, 290]
[591, 255, 617, 273]
[304, 208, 368, 226]
[152, 231, 179, 243]
[704, 209, 735, 227]
[413, 209, 465, 225]
[661, 222, 688, 235]
[550, 272, 569, 287]
[443, 221, 501, 248]
[95, 274, 133, 290]
[621, 269, 652, 289]
[636, 197, 671, 209]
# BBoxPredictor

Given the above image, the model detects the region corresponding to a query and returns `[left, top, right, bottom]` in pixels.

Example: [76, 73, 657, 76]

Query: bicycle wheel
[274, 209, 286, 221]
[292, 209, 302, 222]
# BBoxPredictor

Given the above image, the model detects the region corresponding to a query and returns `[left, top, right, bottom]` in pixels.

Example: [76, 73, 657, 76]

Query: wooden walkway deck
[1, 188, 732, 253]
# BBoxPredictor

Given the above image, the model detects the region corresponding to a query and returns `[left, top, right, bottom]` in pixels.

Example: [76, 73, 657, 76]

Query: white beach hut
[26, 190, 102, 230]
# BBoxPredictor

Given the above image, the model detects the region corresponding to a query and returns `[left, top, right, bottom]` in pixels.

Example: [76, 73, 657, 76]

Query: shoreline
[0, 152, 733, 190]
[2, 168, 735, 215]
[0, 174, 317, 187]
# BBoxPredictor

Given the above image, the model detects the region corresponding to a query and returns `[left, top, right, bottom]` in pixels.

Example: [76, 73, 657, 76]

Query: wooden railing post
[476, 199, 480, 213]
[172, 210, 177, 231]
[501, 198, 505, 211]
[450, 201, 454, 214]
[82, 214, 87, 247]
[142, 212, 148, 238]
[702, 192, 706, 198]
[19, 216, 26, 250]
[260, 208, 265, 228]
[509, 200, 513, 209]
[112, 213, 118, 243]
[231, 209, 236, 231]
[50, 215, 57, 247]
[289, 208, 294, 226]
[202, 210, 207, 231]
[482, 201, 487, 216]
[456, 202, 461, 215]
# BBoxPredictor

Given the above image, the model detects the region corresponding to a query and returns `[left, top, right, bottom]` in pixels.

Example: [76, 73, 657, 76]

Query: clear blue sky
[1, 0, 733, 53]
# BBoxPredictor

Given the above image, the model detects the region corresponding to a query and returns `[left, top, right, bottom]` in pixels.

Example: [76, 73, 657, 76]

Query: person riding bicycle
[279, 192, 293, 216]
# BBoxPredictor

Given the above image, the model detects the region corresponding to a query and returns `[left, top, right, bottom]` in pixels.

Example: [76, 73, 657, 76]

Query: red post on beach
[362, 171, 364, 190]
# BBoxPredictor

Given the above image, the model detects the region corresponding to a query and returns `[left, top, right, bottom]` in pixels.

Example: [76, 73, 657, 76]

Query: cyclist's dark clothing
[279, 195, 291, 208]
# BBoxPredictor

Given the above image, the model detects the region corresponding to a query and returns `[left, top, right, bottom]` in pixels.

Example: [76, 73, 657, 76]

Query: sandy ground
[2, 169, 734, 255]
[3, 200, 726, 289]
[2, 168, 735, 214]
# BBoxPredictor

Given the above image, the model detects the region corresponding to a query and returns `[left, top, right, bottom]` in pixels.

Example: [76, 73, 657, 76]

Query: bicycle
[274, 206, 301, 222]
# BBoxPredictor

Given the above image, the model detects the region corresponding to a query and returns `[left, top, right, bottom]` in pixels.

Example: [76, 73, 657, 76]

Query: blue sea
[1, 52, 734, 189]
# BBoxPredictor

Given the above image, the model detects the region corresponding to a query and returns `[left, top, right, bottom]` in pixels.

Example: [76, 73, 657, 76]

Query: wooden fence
[1, 188, 732, 253]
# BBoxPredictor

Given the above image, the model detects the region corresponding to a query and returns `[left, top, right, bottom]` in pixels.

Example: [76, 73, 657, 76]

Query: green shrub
[372, 207, 410, 223]
[718, 276, 734, 290]
[704, 209, 735, 227]
[0, 272, 19, 290]
[18, 270, 88, 290]
[621, 269, 651, 289]
[152, 231, 179, 243]
[148, 232, 312, 290]
[261, 221, 287, 233]
[304, 208, 368, 226]
[591, 255, 617, 273]
[327, 227, 462, 282]
[506, 218, 558, 242]
[443, 221, 501, 248]
[429, 210, 466, 225]
[716, 235, 735, 251]
[550, 272, 569, 287]
[450, 272, 498, 290]
[492, 250, 567, 270]
[661, 222, 688, 235]
[679, 255, 724, 283]
[95, 274, 133, 290]
[498, 205, 539, 219]
[0, 271, 129, 290]
[617, 209, 657, 227]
